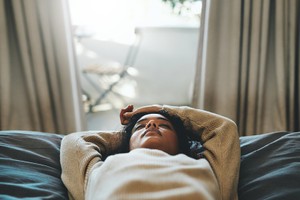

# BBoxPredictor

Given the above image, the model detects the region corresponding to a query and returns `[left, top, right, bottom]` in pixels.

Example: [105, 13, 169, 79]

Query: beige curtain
[193, 0, 300, 135]
[0, 0, 86, 134]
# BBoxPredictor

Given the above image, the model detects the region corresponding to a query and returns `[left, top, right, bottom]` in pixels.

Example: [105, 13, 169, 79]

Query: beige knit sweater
[60, 105, 240, 200]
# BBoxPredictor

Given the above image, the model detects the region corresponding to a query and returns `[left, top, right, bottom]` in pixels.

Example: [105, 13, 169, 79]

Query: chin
[140, 139, 164, 150]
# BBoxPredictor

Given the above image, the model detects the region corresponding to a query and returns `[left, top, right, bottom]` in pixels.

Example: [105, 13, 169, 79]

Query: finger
[121, 113, 134, 125]
[121, 105, 133, 114]
[123, 112, 134, 119]
[120, 105, 134, 124]
[120, 105, 131, 117]
[126, 105, 134, 112]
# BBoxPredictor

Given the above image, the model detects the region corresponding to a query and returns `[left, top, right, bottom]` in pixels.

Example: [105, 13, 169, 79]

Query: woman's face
[129, 113, 179, 155]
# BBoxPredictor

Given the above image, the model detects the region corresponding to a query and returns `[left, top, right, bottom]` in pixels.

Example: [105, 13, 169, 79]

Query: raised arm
[162, 105, 240, 200]
[60, 131, 123, 200]
[121, 104, 240, 200]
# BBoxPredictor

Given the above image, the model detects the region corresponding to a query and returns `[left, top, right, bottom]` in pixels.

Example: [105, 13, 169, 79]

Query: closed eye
[159, 124, 172, 129]
[134, 124, 145, 131]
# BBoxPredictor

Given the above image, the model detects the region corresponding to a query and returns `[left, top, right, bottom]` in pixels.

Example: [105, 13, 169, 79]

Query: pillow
[0, 130, 68, 199]
[2, 130, 299, 200]
[238, 131, 300, 200]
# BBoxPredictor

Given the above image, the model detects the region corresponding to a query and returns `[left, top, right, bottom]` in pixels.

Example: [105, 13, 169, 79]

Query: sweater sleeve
[60, 131, 123, 200]
[162, 105, 240, 200]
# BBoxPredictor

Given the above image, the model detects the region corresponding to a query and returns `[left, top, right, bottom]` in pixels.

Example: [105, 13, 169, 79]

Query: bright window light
[68, 0, 201, 44]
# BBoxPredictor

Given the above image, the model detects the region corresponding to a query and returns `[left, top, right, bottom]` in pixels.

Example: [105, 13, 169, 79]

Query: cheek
[161, 131, 179, 155]
[168, 132, 179, 144]
[129, 131, 141, 150]
[165, 131, 179, 146]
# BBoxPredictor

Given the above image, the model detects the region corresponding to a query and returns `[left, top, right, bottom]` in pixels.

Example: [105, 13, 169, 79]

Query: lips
[142, 130, 162, 137]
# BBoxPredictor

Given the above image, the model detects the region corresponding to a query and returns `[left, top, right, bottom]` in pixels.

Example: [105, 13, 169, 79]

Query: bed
[0, 130, 299, 199]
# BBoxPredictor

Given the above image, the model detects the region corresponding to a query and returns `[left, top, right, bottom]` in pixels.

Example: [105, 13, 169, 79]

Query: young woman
[60, 105, 240, 200]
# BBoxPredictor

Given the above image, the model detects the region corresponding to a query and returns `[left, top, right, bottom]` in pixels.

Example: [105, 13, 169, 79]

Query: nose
[146, 120, 157, 129]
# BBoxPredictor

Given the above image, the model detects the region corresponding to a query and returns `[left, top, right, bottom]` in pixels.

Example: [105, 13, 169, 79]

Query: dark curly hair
[121, 110, 193, 157]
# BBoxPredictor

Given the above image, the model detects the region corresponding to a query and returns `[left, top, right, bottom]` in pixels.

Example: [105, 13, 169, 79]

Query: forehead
[136, 113, 170, 123]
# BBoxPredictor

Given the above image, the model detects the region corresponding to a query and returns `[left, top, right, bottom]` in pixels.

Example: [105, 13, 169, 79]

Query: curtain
[193, 0, 300, 135]
[0, 0, 86, 134]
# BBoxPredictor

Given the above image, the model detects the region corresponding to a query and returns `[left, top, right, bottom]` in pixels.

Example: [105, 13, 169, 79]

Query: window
[68, 0, 202, 129]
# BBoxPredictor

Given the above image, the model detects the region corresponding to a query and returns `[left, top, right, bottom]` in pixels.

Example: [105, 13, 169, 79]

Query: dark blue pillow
[0, 131, 68, 199]
[239, 131, 300, 200]
[1, 130, 299, 200]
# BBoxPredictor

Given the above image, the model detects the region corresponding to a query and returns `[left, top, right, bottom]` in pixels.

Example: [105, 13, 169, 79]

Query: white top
[61, 105, 240, 200]
[86, 148, 220, 200]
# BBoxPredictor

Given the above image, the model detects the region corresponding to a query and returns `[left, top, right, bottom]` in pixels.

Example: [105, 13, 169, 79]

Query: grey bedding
[0, 130, 299, 199]
[238, 131, 300, 200]
[0, 131, 68, 199]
